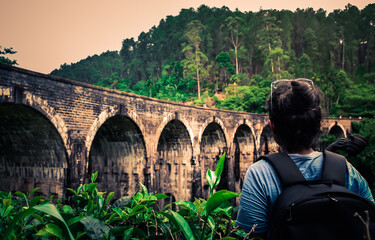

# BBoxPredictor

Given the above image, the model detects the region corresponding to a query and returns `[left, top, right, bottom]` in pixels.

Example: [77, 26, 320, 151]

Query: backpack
[259, 150, 375, 240]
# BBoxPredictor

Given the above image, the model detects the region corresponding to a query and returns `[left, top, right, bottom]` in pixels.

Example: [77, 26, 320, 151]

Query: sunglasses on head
[271, 78, 314, 91]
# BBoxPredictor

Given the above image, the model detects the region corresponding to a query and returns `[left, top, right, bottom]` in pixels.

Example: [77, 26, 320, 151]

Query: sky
[0, 0, 373, 74]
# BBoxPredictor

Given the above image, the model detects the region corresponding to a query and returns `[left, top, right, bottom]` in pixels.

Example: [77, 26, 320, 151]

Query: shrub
[0, 153, 256, 239]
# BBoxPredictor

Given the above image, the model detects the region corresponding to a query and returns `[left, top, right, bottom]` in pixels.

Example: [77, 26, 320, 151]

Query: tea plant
[0, 153, 255, 239]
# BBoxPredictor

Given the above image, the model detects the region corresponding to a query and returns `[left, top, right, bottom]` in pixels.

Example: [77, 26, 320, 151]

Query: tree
[223, 16, 243, 74]
[297, 53, 313, 78]
[181, 20, 208, 99]
[0, 46, 17, 66]
[215, 52, 235, 87]
[303, 28, 318, 62]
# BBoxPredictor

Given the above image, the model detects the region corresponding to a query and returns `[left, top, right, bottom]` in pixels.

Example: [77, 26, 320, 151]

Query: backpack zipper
[286, 194, 339, 222]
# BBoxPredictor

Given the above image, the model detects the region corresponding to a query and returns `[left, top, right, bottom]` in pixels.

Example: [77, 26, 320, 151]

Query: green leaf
[15, 191, 27, 201]
[33, 203, 74, 240]
[67, 216, 84, 226]
[91, 171, 99, 183]
[83, 184, 89, 192]
[36, 228, 54, 237]
[66, 188, 77, 196]
[3, 205, 13, 217]
[30, 187, 41, 196]
[155, 193, 169, 199]
[214, 153, 226, 184]
[88, 183, 98, 193]
[206, 169, 217, 191]
[32, 213, 45, 224]
[45, 223, 63, 239]
[204, 190, 240, 216]
[9, 233, 16, 240]
[131, 204, 146, 213]
[139, 182, 148, 195]
[105, 192, 114, 204]
[123, 227, 134, 240]
[30, 196, 45, 207]
[3, 207, 37, 239]
[207, 216, 215, 231]
[131, 227, 148, 238]
[170, 210, 196, 240]
[62, 205, 73, 214]
[76, 232, 87, 239]
[112, 207, 123, 217]
[111, 196, 132, 209]
[135, 192, 143, 202]
[77, 185, 83, 194]
[86, 199, 94, 213]
[3, 198, 11, 208]
[80, 216, 110, 240]
[175, 200, 197, 213]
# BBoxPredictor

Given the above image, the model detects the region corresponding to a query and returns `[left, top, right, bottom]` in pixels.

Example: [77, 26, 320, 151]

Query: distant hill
[51, 51, 123, 85]
[50, 4, 375, 117]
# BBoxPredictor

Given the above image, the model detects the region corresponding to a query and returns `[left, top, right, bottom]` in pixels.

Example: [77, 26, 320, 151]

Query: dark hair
[267, 80, 321, 152]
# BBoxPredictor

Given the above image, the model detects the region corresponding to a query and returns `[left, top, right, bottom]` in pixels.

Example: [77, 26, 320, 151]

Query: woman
[235, 79, 374, 238]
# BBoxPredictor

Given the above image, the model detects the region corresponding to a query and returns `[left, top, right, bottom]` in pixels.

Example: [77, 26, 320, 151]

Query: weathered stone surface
[0, 63, 356, 200]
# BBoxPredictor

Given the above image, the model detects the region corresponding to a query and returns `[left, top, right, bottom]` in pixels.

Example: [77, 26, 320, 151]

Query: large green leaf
[170, 210, 196, 240]
[80, 216, 110, 240]
[123, 227, 134, 240]
[41, 224, 63, 239]
[204, 190, 240, 216]
[33, 203, 75, 240]
[111, 196, 132, 209]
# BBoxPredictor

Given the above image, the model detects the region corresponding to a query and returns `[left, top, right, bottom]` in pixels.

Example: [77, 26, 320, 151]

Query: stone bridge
[0, 63, 356, 201]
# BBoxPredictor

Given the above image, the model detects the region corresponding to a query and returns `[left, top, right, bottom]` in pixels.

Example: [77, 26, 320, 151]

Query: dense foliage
[50, 4, 375, 117]
[1, 154, 264, 240]
[0, 46, 18, 66]
[348, 119, 375, 194]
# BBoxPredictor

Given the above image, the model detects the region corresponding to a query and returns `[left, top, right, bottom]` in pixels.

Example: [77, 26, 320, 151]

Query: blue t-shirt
[236, 151, 374, 233]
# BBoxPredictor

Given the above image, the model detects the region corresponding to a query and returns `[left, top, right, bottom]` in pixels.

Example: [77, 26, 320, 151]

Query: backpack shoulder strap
[322, 150, 347, 186]
[258, 152, 306, 187]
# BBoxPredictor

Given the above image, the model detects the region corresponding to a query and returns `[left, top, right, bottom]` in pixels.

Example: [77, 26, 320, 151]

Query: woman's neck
[283, 147, 314, 155]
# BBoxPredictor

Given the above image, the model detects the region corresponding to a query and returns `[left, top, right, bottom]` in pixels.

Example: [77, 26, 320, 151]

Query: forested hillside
[51, 4, 375, 118]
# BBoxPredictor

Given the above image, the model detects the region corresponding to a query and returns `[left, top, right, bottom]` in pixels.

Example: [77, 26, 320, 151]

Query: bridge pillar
[68, 140, 88, 190]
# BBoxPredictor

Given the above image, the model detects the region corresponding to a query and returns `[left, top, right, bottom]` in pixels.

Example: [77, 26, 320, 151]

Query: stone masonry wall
[0, 63, 356, 200]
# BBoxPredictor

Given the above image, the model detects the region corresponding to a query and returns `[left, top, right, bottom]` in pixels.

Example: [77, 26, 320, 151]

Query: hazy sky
[0, 0, 373, 74]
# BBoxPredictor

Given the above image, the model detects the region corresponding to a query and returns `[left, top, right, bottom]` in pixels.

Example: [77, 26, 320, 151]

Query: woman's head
[267, 79, 321, 153]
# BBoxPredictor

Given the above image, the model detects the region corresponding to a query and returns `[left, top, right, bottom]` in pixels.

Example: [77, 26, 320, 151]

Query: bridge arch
[328, 122, 346, 138]
[258, 123, 279, 156]
[198, 117, 228, 199]
[85, 106, 147, 156]
[23, 92, 69, 152]
[153, 114, 194, 156]
[232, 123, 256, 173]
[0, 100, 68, 197]
[155, 119, 193, 201]
[87, 110, 147, 199]
[198, 117, 229, 151]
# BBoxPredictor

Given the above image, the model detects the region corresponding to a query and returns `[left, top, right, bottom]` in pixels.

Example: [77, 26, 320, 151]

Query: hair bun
[290, 81, 313, 111]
